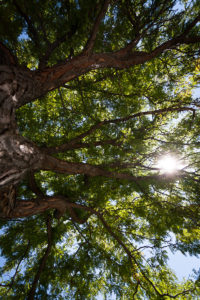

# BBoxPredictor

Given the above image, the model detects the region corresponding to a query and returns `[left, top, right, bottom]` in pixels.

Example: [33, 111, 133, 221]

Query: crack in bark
[0, 6, 200, 221]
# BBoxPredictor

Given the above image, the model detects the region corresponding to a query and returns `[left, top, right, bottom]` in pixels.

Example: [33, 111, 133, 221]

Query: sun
[157, 155, 184, 174]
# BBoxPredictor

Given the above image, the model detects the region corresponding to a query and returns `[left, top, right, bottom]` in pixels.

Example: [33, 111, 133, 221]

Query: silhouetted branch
[7, 240, 30, 292]
[3, 194, 94, 219]
[61, 106, 195, 145]
[44, 139, 121, 154]
[28, 172, 44, 198]
[13, 0, 40, 47]
[0, 240, 30, 289]
[27, 215, 52, 300]
[39, 24, 78, 68]
[96, 212, 194, 298]
[83, 0, 110, 55]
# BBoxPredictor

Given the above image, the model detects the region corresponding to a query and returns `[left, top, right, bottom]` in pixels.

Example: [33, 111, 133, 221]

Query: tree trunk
[1, 17, 199, 217]
[0, 131, 45, 188]
[0, 65, 44, 187]
[0, 65, 45, 218]
[0, 131, 46, 217]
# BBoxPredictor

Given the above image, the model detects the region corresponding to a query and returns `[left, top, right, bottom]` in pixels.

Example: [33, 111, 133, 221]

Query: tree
[0, 0, 200, 298]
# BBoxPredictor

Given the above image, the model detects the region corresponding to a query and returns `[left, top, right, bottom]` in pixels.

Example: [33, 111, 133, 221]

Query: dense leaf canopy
[0, 0, 200, 299]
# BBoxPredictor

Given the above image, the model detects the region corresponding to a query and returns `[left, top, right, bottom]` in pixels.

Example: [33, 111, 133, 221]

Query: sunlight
[157, 155, 184, 174]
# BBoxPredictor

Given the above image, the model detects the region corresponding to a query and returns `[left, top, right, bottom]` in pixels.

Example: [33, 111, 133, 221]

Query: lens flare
[157, 155, 184, 174]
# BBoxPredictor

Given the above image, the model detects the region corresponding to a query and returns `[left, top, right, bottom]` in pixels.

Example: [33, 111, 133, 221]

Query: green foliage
[1, 0, 200, 299]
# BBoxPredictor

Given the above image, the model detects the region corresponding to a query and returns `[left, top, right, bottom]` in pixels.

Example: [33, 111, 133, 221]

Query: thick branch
[0, 42, 18, 65]
[41, 154, 181, 183]
[0, 195, 92, 219]
[17, 37, 200, 107]
[12, 11, 200, 107]
[180, 35, 200, 45]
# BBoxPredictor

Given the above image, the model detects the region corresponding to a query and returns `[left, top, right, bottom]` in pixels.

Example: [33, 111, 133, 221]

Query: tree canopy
[0, 0, 200, 298]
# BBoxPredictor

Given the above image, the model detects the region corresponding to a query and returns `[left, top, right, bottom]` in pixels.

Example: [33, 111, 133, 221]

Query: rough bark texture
[0, 9, 200, 220]
[0, 133, 44, 188]
[0, 59, 196, 219]
[0, 64, 45, 217]
[0, 194, 92, 223]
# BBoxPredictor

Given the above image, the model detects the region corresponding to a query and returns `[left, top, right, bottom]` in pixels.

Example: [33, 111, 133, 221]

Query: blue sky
[0, 238, 199, 295]
[168, 250, 199, 280]
[1, 0, 200, 293]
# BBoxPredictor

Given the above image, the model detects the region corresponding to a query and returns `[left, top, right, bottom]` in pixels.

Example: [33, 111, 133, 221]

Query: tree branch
[13, 0, 40, 47]
[180, 35, 200, 45]
[1, 195, 93, 219]
[27, 215, 52, 300]
[6, 240, 30, 293]
[181, 13, 200, 37]
[39, 24, 78, 68]
[0, 42, 18, 66]
[17, 10, 200, 107]
[41, 154, 182, 183]
[44, 139, 121, 154]
[95, 212, 162, 296]
[95, 212, 193, 298]
[148, 13, 200, 59]
[51, 105, 195, 147]
[83, 0, 110, 55]
[27, 172, 44, 197]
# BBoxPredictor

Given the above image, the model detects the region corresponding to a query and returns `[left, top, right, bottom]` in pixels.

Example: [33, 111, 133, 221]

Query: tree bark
[0, 132, 44, 188]
[2, 62, 188, 192]
[0, 11, 200, 218]
[0, 63, 187, 219]
[0, 194, 92, 220]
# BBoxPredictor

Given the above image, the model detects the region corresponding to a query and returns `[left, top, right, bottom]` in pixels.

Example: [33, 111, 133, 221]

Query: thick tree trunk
[0, 65, 46, 218]
[0, 66, 17, 134]
[0, 65, 44, 188]
[0, 131, 44, 189]
[0, 65, 37, 123]
[1, 14, 199, 218]
[0, 131, 45, 217]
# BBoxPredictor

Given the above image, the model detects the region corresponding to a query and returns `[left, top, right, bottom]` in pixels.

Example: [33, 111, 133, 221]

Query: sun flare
[157, 155, 184, 174]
